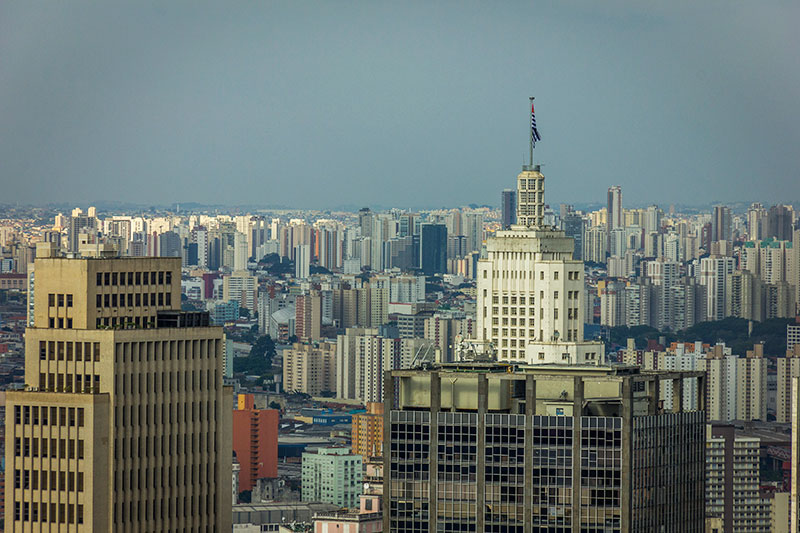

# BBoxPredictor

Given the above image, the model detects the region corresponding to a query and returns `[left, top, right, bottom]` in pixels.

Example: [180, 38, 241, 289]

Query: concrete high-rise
[283, 341, 336, 396]
[792, 377, 800, 532]
[706, 424, 772, 532]
[607, 185, 623, 252]
[477, 160, 604, 364]
[777, 344, 800, 423]
[232, 394, 279, 493]
[419, 224, 447, 275]
[5, 251, 232, 530]
[351, 402, 384, 459]
[302, 447, 362, 508]
[712, 205, 732, 243]
[383, 363, 706, 532]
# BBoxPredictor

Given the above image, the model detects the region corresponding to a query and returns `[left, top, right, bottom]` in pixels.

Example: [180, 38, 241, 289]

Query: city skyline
[1, 2, 798, 208]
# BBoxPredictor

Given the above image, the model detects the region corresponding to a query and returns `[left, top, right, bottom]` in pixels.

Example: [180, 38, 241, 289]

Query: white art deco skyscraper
[475, 99, 604, 364]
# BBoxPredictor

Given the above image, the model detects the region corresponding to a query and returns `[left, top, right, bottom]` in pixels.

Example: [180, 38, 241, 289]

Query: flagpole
[529, 96, 535, 167]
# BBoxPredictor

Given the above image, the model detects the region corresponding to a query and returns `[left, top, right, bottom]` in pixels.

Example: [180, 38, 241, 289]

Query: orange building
[232, 394, 279, 492]
[352, 402, 384, 458]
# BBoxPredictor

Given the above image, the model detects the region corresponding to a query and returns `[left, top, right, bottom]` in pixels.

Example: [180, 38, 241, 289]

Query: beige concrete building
[282, 341, 336, 396]
[777, 345, 800, 423]
[222, 270, 257, 313]
[476, 165, 603, 365]
[792, 376, 800, 533]
[5, 253, 232, 531]
[706, 424, 771, 532]
[737, 344, 768, 422]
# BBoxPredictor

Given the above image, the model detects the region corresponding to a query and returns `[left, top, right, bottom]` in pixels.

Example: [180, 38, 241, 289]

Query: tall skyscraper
[767, 204, 793, 241]
[706, 424, 772, 531]
[293, 243, 310, 279]
[712, 205, 732, 243]
[501, 189, 517, 229]
[607, 185, 623, 252]
[383, 363, 706, 532]
[5, 250, 232, 530]
[477, 159, 603, 364]
[791, 376, 800, 532]
[419, 224, 447, 275]
[232, 394, 278, 493]
[67, 209, 98, 254]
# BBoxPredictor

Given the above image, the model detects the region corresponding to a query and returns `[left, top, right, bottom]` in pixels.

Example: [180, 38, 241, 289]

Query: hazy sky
[1, 1, 798, 209]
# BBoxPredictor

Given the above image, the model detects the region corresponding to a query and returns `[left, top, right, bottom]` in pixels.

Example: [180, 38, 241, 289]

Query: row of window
[13, 437, 85, 459]
[48, 317, 73, 329]
[493, 318, 534, 327]
[38, 373, 101, 394]
[47, 293, 73, 307]
[114, 427, 217, 462]
[14, 405, 85, 427]
[13, 502, 84, 525]
[14, 469, 85, 492]
[115, 398, 216, 430]
[96, 270, 172, 287]
[114, 339, 218, 364]
[40, 341, 100, 362]
[113, 491, 219, 525]
[116, 369, 216, 397]
[483, 269, 582, 280]
[96, 291, 171, 308]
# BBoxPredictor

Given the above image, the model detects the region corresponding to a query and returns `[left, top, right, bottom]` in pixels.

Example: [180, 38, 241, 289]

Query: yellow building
[5, 251, 232, 531]
[351, 402, 384, 458]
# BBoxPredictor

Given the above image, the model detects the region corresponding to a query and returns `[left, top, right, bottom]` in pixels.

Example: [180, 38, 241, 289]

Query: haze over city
[3, 3, 800, 532]
[1, 1, 799, 208]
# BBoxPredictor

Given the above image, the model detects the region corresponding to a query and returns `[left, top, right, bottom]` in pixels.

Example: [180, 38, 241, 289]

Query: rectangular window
[49, 293, 55, 307]
[96, 294, 102, 307]
[112, 272, 118, 285]
[135, 272, 141, 285]
[143, 271, 149, 285]
[57, 294, 64, 307]
[158, 271, 164, 284]
[97, 272, 103, 286]
[104, 273, 110, 286]
[166, 271, 172, 284]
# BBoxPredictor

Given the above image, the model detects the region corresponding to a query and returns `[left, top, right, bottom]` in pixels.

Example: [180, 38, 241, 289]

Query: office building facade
[5, 252, 232, 531]
[384, 363, 706, 532]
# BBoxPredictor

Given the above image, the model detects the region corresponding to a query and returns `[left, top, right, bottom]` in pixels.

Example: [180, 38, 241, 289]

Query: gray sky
[1, 1, 798, 209]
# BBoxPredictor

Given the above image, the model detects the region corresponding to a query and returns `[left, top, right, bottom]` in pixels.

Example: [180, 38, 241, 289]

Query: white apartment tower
[476, 114, 603, 364]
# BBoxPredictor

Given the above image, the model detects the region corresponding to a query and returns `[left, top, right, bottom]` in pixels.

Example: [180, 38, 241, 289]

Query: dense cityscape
[2, 2, 799, 533]
[0, 163, 799, 530]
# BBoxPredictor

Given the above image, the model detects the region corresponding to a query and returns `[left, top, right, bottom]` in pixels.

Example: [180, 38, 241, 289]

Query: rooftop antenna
[529, 96, 542, 168]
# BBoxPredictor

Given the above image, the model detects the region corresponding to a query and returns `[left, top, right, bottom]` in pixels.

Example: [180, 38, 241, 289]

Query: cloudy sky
[1, 1, 798, 209]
